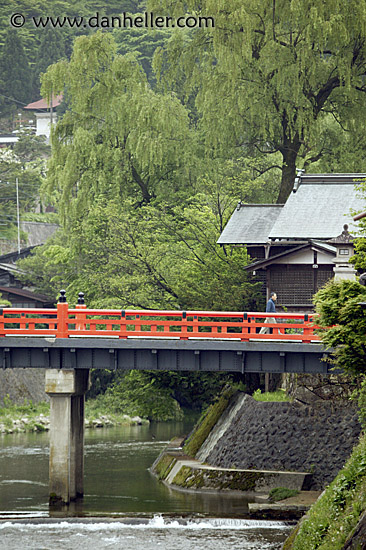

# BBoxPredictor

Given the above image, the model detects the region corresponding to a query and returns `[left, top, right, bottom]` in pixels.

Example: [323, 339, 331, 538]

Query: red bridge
[0, 291, 330, 375]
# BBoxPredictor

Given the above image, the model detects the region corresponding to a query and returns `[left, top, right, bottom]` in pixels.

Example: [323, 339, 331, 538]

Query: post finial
[78, 292, 85, 305]
[58, 290, 67, 303]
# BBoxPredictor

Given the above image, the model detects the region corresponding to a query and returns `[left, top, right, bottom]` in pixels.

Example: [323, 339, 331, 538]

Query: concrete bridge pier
[45, 369, 90, 505]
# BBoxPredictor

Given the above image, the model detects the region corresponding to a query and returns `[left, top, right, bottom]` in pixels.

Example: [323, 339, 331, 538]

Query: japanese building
[218, 173, 364, 311]
[24, 95, 63, 140]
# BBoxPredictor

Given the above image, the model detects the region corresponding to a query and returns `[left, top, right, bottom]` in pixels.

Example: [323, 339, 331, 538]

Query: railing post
[56, 290, 69, 338]
[0, 308, 4, 337]
[75, 292, 87, 332]
[120, 310, 127, 339]
[241, 313, 250, 341]
[193, 314, 198, 336]
[181, 311, 188, 339]
[303, 313, 312, 343]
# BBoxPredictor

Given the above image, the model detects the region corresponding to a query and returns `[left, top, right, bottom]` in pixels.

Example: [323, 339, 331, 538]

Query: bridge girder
[0, 337, 335, 374]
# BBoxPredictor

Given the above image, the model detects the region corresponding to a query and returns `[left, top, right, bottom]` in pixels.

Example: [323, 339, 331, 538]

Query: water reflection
[0, 420, 257, 517]
[0, 421, 292, 548]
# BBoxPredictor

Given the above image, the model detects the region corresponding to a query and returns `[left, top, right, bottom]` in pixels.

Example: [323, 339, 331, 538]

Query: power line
[0, 92, 51, 114]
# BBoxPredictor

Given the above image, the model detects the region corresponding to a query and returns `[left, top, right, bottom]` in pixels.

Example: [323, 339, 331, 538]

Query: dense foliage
[149, 0, 366, 202]
[313, 280, 366, 376]
[0, 134, 48, 249]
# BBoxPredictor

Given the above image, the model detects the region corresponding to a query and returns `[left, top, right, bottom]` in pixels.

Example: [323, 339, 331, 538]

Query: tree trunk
[277, 144, 300, 203]
[131, 164, 152, 203]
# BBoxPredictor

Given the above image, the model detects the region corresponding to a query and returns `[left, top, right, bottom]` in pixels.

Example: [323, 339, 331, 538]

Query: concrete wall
[0, 369, 48, 404]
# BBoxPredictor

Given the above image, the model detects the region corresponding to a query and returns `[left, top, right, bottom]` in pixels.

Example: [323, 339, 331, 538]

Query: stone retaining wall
[200, 394, 361, 490]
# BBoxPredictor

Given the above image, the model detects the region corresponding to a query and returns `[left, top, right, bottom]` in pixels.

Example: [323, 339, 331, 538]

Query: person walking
[259, 292, 278, 334]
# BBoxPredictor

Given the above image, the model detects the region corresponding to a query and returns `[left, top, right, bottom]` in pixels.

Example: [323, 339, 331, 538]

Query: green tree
[31, 27, 67, 100]
[114, 19, 174, 85]
[18, 192, 262, 311]
[104, 370, 184, 421]
[0, 28, 32, 118]
[41, 32, 192, 222]
[13, 132, 50, 164]
[313, 280, 366, 375]
[150, 0, 366, 202]
[0, 144, 43, 245]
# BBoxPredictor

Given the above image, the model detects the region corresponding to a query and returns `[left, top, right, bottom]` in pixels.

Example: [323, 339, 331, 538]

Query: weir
[0, 291, 334, 504]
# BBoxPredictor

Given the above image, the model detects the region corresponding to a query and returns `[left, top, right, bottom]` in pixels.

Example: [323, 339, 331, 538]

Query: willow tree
[150, 0, 366, 202]
[41, 32, 192, 223]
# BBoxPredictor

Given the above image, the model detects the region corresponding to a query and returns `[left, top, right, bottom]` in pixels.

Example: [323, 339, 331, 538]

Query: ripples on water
[0, 515, 291, 550]
[0, 423, 292, 549]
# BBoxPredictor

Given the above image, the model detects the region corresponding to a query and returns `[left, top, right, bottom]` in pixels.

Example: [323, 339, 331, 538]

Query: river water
[0, 420, 292, 549]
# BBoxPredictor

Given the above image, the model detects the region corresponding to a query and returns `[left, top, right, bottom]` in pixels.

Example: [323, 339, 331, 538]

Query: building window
[270, 266, 334, 305]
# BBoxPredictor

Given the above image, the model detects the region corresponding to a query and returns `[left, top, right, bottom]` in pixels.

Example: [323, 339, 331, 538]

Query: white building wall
[274, 248, 333, 265]
[35, 112, 57, 138]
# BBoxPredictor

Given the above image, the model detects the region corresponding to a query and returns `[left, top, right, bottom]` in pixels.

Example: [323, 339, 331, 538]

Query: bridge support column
[45, 369, 90, 505]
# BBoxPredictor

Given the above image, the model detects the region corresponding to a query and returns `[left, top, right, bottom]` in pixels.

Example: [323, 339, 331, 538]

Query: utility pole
[16, 177, 20, 254]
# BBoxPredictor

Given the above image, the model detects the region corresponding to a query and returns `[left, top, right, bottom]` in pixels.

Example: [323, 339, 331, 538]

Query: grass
[252, 389, 292, 402]
[84, 394, 149, 425]
[0, 396, 49, 418]
[283, 434, 366, 550]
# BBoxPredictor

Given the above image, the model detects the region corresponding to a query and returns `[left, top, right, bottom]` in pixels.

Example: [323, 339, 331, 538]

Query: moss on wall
[172, 465, 203, 488]
[183, 387, 236, 458]
[152, 453, 177, 481]
[171, 465, 266, 492]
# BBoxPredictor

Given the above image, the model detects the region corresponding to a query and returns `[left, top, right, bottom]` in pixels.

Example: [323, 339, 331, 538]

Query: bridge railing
[0, 297, 321, 342]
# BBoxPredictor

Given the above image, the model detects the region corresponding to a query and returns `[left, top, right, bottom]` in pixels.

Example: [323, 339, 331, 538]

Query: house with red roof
[24, 94, 62, 139]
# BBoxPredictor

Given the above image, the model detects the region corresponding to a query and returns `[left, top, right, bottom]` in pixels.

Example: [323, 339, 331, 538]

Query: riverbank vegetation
[0, 397, 50, 434]
[283, 434, 366, 549]
[0, 395, 148, 434]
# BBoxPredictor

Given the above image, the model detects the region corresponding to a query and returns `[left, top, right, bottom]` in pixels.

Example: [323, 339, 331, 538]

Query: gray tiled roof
[217, 204, 284, 244]
[269, 174, 364, 239]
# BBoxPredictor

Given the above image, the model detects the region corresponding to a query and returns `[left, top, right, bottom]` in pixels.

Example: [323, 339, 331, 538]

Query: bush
[103, 371, 183, 421]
